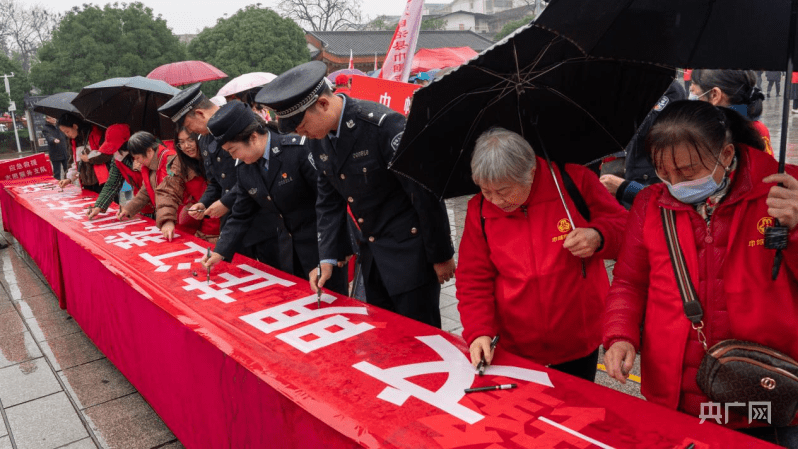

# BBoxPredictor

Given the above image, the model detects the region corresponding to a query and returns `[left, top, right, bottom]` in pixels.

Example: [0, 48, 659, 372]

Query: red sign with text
[350, 75, 421, 116]
[0, 154, 52, 183]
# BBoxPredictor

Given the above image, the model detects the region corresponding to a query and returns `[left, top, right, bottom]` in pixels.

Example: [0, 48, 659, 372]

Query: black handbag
[661, 207, 798, 427]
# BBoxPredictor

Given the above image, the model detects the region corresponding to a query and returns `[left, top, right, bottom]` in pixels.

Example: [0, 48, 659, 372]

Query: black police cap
[207, 100, 259, 146]
[157, 83, 207, 125]
[255, 61, 328, 133]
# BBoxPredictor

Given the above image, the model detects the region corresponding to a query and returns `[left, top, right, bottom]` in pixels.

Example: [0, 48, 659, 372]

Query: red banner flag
[350, 75, 421, 116]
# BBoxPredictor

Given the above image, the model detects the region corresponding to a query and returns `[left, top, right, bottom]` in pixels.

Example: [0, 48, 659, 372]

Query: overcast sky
[15, 0, 405, 35]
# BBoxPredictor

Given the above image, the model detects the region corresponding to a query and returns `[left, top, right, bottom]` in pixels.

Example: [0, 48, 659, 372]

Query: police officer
[256, 61, 456, 328]
[158, 84, 279, 266]
[199, 101, 348, 293]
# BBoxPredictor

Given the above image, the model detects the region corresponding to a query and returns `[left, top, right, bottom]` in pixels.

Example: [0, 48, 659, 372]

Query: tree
[29, 2, 186, 94]
[494, 16, 534, 41]
[0, 53, 31, 109]
[0, 0, 62, 72]
[189, 6, 309, 97]
[278, 0, 363, 31]
[421, 18, 447, 31]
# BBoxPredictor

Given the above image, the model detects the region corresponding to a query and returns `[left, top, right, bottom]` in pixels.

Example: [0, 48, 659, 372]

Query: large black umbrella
[390, 23, 675, 200]
[536, 0, 798, 276]
[33, 92, 81, 119]
[71, 76, 181, 140]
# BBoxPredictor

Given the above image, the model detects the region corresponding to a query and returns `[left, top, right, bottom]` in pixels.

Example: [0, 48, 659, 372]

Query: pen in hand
[477, 335, 500, 376]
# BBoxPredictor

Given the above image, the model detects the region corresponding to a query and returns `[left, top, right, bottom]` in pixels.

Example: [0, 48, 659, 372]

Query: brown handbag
[661, 207, 798, 427]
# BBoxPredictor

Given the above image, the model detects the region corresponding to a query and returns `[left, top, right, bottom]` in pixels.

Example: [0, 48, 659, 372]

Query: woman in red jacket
[56, 113, 111, 193]
[690, 69, 774, 158]
[456, 128, 628, 381]
[603, 101, 798, 445]
[117, 132, 176, 231]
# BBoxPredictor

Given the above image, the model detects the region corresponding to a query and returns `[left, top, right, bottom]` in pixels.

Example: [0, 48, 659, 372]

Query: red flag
[349, 49, 354, 70]
[380, 0, 424, 83]
[374, 53, 378, 72]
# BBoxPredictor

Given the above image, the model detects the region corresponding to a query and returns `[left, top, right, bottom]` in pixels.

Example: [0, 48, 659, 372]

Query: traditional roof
[306, 30, 494, 56]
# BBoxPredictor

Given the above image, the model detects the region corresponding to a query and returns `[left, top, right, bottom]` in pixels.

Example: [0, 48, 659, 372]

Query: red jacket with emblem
[603, 146, 798, 428]
[124, 145, 176, 218]
[457, 157, 628, 366]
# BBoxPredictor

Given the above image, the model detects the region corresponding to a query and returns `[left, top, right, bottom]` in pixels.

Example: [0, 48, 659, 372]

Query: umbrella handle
[765, 220, 789, 280]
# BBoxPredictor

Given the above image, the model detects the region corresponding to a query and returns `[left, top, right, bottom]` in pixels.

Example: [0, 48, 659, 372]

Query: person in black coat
[201, 101, 347, 294]
[42, 115, 70, 180]
[256, 61, 456, 328]
[158, 84, 280, 267]
[766, 71, 783, 98]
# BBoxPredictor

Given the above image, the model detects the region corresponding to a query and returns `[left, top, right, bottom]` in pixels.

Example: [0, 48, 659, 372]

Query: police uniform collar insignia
[346, 119, 355, 129]
[320, 154, 328, 162]
[368, 112, 374, 118]
[272, 147, 280, 154]
[248, 187, 257, 195]
[203, 151, 208, 157]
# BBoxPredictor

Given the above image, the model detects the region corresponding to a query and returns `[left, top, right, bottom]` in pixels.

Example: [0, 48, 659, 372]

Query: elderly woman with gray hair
[456, 128, 628, 381]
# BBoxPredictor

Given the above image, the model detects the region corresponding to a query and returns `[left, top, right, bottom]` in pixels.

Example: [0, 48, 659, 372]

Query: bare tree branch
[0, 0, 61, 71]
[278, 0, 362, 31]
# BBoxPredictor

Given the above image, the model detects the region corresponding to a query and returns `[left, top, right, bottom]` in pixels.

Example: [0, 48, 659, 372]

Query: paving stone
[440, 303, 461, 323]
[0, 436, 10, 449]
[0, 419, 6, 437]
[39, 331, 104, 372]
[0, 330, 43, 369]
[441, 315, 460, 333]
[84, 394, 176, 449]
[158, 441, 184, 449]
[0, 310, 25, 337]
[0, 300, 14, 315]
[60, 358, 136, 410]
[439, 292, 458, 309]
[26, 310, 82, 343]
[13, 292, 61, 319]
[58, 437, 98, 448]
[0, 358, 62, 407]
[5, 391, 88, 449]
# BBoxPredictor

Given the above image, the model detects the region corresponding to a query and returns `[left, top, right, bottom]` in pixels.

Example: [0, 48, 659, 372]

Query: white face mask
[657, 159, 725, 204]
[688, 89, 710, 101]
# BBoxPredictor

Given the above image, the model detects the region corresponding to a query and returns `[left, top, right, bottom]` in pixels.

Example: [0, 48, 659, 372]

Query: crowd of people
[40, 62, 798, 447]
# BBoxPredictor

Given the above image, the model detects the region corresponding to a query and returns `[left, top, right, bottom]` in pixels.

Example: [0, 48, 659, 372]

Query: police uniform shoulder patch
[272, 146, 280, 155]
[281, 135, 305, 146]
[307, 152, 317, 170]
[391, 131, 404, 153]
[654, 95, 669, 111]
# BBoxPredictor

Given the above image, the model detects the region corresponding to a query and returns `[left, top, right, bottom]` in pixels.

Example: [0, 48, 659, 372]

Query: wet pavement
[0, 94, 796, 448]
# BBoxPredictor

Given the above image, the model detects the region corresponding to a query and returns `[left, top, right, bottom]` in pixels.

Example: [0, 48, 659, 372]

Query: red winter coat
[603, 146, 798, 429]
[124, 145, 175, 217]
[457, 157, 628, 366]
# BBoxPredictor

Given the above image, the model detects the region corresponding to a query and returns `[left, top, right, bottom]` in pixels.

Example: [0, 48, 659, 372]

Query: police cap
[255, 61, 328, 134]
[157, 83, 207, 125]
[207, 100, 258, 147]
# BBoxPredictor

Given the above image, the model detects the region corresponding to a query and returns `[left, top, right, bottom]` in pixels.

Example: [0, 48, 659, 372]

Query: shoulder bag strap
[661, 207, 708, 349]
[555, 161, 590, 221]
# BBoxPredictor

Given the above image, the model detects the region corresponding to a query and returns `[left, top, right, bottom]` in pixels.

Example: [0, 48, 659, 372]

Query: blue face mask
[658, 160, 727, 204]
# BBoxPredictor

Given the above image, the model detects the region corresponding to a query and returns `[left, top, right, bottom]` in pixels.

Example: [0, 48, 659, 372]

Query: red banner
[2, 180, 776, 449]
[0, 153, 52, 183]
[350, 75, 421, 116]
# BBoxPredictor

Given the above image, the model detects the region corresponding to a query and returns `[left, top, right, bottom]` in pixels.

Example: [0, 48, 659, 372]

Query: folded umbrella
[390, 22, 674, 200]
[71, 76, 181, 140]
[33, 92, 81, 119]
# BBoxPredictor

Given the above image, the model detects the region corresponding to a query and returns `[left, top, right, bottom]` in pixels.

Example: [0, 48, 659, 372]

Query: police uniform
[208, 101, 347, 294]
[256, 61, 455, 328]
[158, 84, 279, 266]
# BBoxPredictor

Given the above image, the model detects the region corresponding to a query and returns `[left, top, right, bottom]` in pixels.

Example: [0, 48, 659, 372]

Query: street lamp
[2, 73, 22, 153]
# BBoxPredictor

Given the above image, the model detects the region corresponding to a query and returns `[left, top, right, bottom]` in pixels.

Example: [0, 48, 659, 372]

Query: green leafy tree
[421, 18, 447, 31]
[29, 2, 186, 93]
[188, 6, 309, 97]
[494, 16, 534, 41]
[0, 53, 31, 109]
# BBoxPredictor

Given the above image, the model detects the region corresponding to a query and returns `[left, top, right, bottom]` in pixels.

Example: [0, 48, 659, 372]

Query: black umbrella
[536, 0, 798, 277]
[389, 23, 675, 200]
[71, 76, 181, 140]
[33, 92, 81, 119]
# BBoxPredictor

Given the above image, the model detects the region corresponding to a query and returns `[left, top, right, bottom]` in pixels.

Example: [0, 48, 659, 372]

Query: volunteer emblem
[346, 120, 355, 129]
[272, 147, 280, 154]
[757, 216, 775, 235]
[248, 187, 257, 195]
[557, 218, 572, 233]
[320, 154, 328, 162]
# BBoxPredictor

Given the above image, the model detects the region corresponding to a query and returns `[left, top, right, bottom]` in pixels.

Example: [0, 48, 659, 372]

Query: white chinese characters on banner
[380, 0, 424, 82]
[140, 241, 207, 272]
[353, 335, 553, 425]
[105, 226, 177, 249]
[241, 293, 374, 353]
[182, 264, 295, 304]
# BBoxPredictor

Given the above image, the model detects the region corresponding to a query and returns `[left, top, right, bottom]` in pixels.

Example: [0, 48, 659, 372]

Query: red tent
[410, 47, 478, 74]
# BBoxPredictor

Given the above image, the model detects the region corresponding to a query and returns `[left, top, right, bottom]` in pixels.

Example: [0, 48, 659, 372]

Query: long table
[1, 180, 775, 449]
